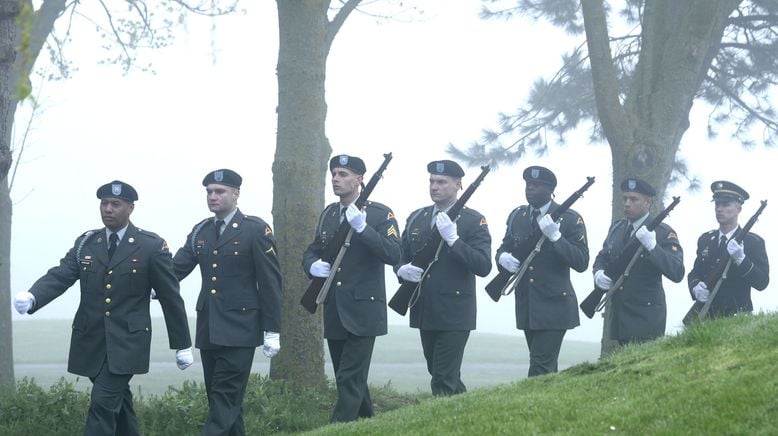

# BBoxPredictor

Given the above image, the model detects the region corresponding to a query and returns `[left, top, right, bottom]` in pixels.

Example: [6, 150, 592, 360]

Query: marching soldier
[13, 181, 193, 436]
[687, 181, 769, 316]
[302, 154, 401, 423]
[593, 178, 684, 354]
[395, 160, 491, 395]
[495, 166, 588, 376]
[173, 169, 283, 435]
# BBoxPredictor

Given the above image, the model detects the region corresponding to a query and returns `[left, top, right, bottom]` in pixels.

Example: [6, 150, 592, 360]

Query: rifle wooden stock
[682, 200, 767, 325]
[485, 176, 595, 302]
[579, 196, 681, 319]
[388, 165, 491, 315]
[300, 153, 393, 314]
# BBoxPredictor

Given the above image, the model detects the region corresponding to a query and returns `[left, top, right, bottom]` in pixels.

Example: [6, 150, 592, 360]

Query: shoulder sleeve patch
[480, 217, 488, 226]
[161, 240, 169, 252]
[387, 211, 395, 220]
[667, 231, 678, 240]
[576, 216, 584, 225]
[265, 225, 273, 236]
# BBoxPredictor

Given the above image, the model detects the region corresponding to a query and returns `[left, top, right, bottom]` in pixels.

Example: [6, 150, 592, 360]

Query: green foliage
[304, 313, 778, 435]
[456, 1, 778, 170]
[0, 372, 421, 434]
[0, 377, 89, 436]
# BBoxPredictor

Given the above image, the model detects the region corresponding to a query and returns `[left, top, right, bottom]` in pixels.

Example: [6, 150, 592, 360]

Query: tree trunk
[0, 0, 21, 391]
[583, 0, 740, 356]
[269, 0, 331, 389]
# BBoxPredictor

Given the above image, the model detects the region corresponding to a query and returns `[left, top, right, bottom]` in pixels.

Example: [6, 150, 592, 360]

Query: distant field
[12, 318, 599, 395]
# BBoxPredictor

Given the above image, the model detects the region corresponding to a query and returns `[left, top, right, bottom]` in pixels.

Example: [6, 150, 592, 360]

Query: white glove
[150, 289, 157, 300]
[13, 292, 35, 314]
[594, 270, 613, 290]
[397, 263, 424, 282]
[345, 204, 367, 233]
[263, 331, 280, 358]
[175, 347, 194, 370]
[537, 214, 562, 242]
[310, 259, 331, 278]
[498, 252, 521, 273]
[727, 239, 746, 265]
[435, 213, 459, 246]
[693, 282, 709, 303]
[635, 226, 656, 251]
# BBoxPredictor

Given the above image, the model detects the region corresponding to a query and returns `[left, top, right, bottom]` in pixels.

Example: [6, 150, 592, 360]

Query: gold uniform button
[212, 263, 218, 268]
[455, 291, 460, 295]
[647, 302, 652, 306]
[145, 327, 149, 331]
[620, 286, 624, 290]
[336, 281, 342, 287]
[211, 277, 217, 282]
[108, 270, 113, 275]
[105, 284, 112, 290]
[213, 250, 218, 255]
[370, 296, 375, 301]
[529, 266, 534, 271]
[234, 251, 239, 255]
[105, 311, 111, 317]
[211, 289, 216, 294]
[242, 307, 246, 311]
[105, 298, 111, 304]
[562, 292, 567, 296]
[529, 278, 534, 283]
[337, 267, 341, 272]
[132, 269, 137, 273]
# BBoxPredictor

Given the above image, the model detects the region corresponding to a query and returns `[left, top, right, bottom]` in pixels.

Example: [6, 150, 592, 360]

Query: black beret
[711, 180, 749, 203]
[329, 155, 366, 175]
[620, 178, 656, 197]
[522, 166, 557, 188]
[427, 160, 465, 178]
[96, 180, 138, 203]
[202, 169, 242, 188]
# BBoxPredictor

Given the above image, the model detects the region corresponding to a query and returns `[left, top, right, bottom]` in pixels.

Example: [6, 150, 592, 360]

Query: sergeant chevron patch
[387, 225, 398, 238]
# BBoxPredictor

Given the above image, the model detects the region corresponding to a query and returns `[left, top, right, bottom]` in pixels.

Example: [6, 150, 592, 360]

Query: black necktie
[339, 208, 346, 224]
[215, 220, 224, 235]
[531, 209, 540, 229]
[623, 223, 633, 244]
[719, 235, 728, 253]
[107, 233, 118, 260]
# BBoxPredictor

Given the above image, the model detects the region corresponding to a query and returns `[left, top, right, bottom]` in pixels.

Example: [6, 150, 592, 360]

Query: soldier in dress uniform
[395, 160, 491, 395]
[593, 178, 684, 353]
[495, 166, 588, 377]
[173, 169, 282, 436]
[13, 180, 193, 436]
[687, 181, 769, 316]
[302, 154, 401, 423]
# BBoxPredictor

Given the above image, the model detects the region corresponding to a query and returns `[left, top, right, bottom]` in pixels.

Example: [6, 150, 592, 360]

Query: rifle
[388, 165, 491, 315]
[579, 196, 681, 319]
[485, 176, 595, 302]
[299, 153, 393, 314]
[682, 200, 767, 325]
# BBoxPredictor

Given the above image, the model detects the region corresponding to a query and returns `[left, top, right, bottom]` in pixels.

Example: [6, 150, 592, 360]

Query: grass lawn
[12, 317, 598, 395]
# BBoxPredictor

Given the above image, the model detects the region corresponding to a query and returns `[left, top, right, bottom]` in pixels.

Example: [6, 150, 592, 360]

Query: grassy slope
[12, 318, 598, 395]
[304, 313, 778, 435]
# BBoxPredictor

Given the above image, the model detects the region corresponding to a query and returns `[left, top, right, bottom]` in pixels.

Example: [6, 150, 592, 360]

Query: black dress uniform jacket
[593, 218, 685, 342]
[687, 228, 769, 316]
[28, 223, 192, 377]
[495, 203, 588, 330]
[398, 206, 491, 330]
[174, 209, 282, 348]
[302, 201, 401, 338]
